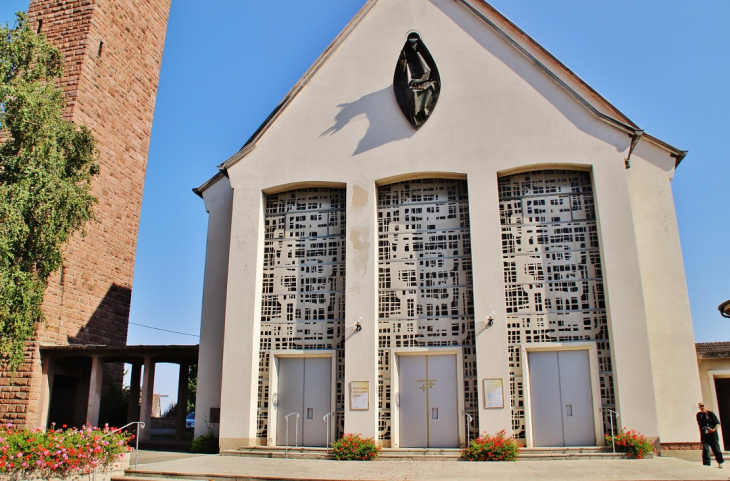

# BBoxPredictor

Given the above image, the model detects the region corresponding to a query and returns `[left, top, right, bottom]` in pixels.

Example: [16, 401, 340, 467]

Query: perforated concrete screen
[498, 170, 614, 439]
[257, 188, 346, 442]
[377, 179, 478, 441]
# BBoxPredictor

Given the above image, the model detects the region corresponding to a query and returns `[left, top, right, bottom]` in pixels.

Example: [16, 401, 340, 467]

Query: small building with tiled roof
[697, 342, 730, 450]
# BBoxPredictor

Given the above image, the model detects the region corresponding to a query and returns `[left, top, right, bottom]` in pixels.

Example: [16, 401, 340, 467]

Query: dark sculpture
[393, 32, 441, 129]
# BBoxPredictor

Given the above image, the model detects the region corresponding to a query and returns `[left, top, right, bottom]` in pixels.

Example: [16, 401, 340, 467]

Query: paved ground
[127, 453, 730, 480]
[662, 449, 705, 463]
[133, 449, 203, 466]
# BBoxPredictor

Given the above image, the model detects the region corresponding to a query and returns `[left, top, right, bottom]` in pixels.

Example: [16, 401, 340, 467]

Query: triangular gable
[196, 0, 685, 195]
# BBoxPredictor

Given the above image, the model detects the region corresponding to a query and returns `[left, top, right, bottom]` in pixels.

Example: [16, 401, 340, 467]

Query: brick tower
[0, 0, 171, 427]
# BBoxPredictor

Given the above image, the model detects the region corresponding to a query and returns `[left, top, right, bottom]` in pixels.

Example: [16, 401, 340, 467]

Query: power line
[129, 322, 199, 338]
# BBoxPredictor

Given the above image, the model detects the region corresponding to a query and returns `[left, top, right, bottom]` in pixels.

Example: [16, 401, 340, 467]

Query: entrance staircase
[110, 447, 634, 481]
[221, 445, 629, 460]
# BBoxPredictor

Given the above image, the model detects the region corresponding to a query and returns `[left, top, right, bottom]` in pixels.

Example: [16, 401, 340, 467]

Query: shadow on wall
[320, 86, 416, 156]
[67, 283, 131, 346]
[46, 283, 134, 429]
[427, 0, 630, 154]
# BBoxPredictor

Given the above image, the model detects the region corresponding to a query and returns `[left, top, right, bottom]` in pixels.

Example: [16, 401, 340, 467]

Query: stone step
[221, 445, 632, 461]
[111, 476, 210, 481]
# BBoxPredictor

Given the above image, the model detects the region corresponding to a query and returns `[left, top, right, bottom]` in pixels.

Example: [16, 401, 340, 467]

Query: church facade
[193, 0, 700, 450]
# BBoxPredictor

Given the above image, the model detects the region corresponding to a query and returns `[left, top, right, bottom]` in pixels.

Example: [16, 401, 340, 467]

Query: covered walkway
[39, 344, 198, 442]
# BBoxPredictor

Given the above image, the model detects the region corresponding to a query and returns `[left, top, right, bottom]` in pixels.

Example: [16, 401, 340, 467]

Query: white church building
[192, 0, 700, 451]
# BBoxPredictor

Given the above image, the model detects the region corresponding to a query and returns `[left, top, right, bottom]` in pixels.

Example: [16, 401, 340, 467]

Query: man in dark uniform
[697, 402, 724, 467]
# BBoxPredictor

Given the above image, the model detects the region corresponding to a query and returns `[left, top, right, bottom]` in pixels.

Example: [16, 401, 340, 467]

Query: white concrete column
[37, 354, 53, 429]
[626, 142, 702, 443]
[592, 161, 660, 438]
[343, 182, 378, 439]
[218, 183, 265, 450]
[85, 356, 104, 427]
[468, 173, 513, 436]
[195, 177, 232, 439]
[139, 357, 156, 442]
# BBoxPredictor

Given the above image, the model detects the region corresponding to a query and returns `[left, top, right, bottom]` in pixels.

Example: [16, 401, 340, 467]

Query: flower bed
[330, 433, 380, 460]
[461, 430, 520, 461]
[0, 424, 131, 479]
[605, 429, 654, 459]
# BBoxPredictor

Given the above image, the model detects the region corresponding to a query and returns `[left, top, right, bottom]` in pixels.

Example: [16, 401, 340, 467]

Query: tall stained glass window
[257, 188, 346, 442]
[377, 179, 477, 441]
[498, 170, 613, 439]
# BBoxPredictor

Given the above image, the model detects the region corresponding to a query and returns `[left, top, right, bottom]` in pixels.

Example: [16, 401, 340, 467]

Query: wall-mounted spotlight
[355, 322, 362, 332]
[487, 311, 496, 327]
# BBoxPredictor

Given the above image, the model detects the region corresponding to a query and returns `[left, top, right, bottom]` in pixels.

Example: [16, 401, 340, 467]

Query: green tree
[0, 13, 98, 370]
[187, 363, 197, 414]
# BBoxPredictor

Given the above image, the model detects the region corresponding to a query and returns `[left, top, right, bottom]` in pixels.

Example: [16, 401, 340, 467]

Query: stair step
[111, 476, 210, 481]
[221, 445, 633, 461]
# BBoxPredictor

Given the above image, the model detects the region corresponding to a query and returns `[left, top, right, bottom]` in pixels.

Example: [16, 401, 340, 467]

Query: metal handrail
[104, 421, 146, 469]
[465, 412, 473, 447]
[323, 412, 333, 455]
[602, 408, 620, 453]
[284, 413, 300, 459]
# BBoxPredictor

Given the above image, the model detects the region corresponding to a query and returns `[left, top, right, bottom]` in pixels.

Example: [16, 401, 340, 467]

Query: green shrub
[0, 424, 130, 478]
[461, 430, 520, 461]
[191, 430, 217, 454]
[330, 433, 380, 460]
[605, 429, 654, 459]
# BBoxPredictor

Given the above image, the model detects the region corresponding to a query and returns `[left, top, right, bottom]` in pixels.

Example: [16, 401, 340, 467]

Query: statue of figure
[393, 32, 441, 129]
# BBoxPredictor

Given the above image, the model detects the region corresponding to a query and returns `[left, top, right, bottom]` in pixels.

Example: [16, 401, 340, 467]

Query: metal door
[276, 357, 331, 446]
[528, 350, 595, 446]
[276, 358, 304, 446]
[302, 357, 331, 447]
[528, 351, 564, 446]
[559, 350, 596, 446]
[398, 355, 458, 448]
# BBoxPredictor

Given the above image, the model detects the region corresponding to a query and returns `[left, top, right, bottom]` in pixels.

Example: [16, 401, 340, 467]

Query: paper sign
[350, 381, 369, 410]
[484, 379, 504, 409]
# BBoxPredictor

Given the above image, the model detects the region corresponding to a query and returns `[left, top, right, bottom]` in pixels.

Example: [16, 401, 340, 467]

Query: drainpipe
[624, 130, 644, 169]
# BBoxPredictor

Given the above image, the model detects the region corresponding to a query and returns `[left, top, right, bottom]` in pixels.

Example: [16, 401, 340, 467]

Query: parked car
[186, 412, 195, 431]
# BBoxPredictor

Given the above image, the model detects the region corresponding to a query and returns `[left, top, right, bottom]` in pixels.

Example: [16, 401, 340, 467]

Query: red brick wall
[0, 0, 171, 428]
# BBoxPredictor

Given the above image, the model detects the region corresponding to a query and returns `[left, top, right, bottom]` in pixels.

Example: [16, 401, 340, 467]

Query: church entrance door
[399, 354, 458, 448]
[276, 357, 331, 447]
[528, 350, 595, 446]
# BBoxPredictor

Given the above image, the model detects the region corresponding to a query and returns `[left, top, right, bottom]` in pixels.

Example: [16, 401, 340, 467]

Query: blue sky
[2, 1, 729, 406]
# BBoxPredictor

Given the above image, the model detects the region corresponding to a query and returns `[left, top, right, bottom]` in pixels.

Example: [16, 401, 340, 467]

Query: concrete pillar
[127, 363, 142, 424]
[343, 182, 378, 439]
[195, 177, 232, 439]
[85, 356, 104, 427]
[469, 174, 512, 436]
[139, 358, 156, 442]
[37, 354, 54, 429]
[176, 362, 189, 440]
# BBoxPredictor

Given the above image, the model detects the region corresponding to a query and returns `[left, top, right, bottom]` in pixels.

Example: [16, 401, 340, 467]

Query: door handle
[432, 407, 438, 419]
[565, 404, 572, 417]
[307, 408, 313, 419]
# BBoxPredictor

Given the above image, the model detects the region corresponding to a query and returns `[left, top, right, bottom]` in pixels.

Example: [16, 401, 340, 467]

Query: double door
[399, 354, 458, 448]
[276, 357, 331, 446]
[528, 350, 596, 446]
